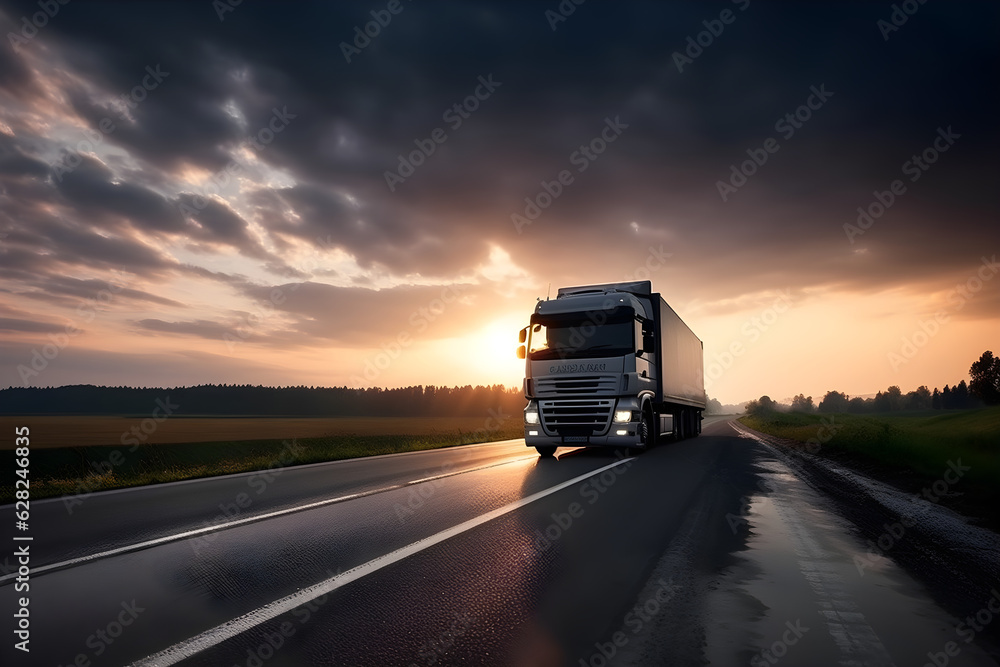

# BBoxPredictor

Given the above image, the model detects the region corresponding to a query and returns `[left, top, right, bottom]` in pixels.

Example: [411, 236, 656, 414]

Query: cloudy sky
[0, 1, 997, 404]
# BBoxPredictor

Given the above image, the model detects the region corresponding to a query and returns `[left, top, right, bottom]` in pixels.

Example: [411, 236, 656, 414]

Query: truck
[516, 280, 705, 457]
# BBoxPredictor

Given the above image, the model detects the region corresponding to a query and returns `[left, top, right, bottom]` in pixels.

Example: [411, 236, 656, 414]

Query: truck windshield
[528, 309, 635, 360]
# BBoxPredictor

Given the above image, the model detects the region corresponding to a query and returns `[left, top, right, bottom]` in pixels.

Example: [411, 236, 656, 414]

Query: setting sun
[468, 317, 527, 386]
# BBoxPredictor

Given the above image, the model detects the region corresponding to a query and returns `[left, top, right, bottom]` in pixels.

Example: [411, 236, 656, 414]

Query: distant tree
[932, 388, 942, 409]
[905, 386, 932, 411]
[942, 384, 953, 409]
[873, 391, 889, 412]
[706, 397, 724, 415]
[954, 380, 971, 409]
[745, 395, 778, 416]
[817, 390, 849, 413]
[970, 350, 1000, 405]
[790, 394, 814, 413]
[0, 383, 528, 418]
[885, 385, 903, 411]
[917, 385, 931, 409]
[847, 396, 870, 413]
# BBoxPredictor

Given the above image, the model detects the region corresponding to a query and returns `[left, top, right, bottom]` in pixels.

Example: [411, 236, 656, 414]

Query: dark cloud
[133, 318, 235, 339]
[0, 131, 47, 177]
[0, 317, 66, 334]
[174, 193, 295, 268]
[3, 1, 995, 283]
[0, 10, 40, 96]
[0, 302, 76, 335]
[31, 217, 176, 275]
[235, 280, 482, 347]
[25, 276, 183, 308]
[0, 341, 297, 388]
[53, 154, 187, 233]
[0, 0, 997, 388]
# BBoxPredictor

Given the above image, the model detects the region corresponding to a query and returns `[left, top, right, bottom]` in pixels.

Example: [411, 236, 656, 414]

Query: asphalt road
[2, 417, 999, 666]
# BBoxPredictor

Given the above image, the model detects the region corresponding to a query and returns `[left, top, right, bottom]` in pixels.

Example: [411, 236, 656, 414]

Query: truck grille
[534, 374, 618, 397]
[539, 399, 613, 436]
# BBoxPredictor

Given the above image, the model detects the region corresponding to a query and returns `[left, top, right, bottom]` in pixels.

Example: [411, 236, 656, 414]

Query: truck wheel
[535, 446, 557, 458]
[638, 408, 654, 452]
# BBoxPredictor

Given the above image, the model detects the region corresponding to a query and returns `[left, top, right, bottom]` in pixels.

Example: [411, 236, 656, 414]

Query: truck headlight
[614, 410, 633, 423]
[525, 409, 540, 424]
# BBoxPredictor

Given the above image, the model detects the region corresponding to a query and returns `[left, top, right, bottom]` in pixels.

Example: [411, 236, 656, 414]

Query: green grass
[740, 407, 1000, 524]
[3, 421, 524, 503]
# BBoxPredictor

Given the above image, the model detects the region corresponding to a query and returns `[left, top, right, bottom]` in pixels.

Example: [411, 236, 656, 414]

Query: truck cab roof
[535, 281, 654, 320]
[556, 280, 651, 297]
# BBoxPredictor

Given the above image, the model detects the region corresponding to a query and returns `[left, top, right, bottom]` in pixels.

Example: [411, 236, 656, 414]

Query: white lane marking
[406, 454, 534, 486]
[771, 490, 896, 667]
[729, 419, 766, 443]
[0, 454, 536, 584]
[129, 457, 633, 667]
[19, 438, 528, 506]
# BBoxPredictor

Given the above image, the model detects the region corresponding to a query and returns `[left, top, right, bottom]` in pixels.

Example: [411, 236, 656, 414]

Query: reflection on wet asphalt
[2, 418, 999, 666]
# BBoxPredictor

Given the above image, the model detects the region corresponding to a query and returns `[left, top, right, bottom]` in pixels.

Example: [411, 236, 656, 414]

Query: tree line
[0, 383, 527, 417]
[747, 349, 1000, 415]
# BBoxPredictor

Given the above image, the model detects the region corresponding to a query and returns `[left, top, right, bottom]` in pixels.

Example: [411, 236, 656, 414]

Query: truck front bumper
[523, 395, 645, 449]
[524, 427, 644, 449]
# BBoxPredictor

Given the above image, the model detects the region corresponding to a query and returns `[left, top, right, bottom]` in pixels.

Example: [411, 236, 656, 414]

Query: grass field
[1, 416, 524, 503]
[0, 416, 520, 449]
[740, 407, 1000, 525]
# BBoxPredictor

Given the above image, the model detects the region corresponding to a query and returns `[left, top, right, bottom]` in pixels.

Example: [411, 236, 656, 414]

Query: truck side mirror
[518, 327, 527, 344]
[517, 345, 526, 359]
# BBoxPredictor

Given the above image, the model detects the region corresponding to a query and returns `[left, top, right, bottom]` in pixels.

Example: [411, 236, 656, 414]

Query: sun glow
[471, 316, 528, 387]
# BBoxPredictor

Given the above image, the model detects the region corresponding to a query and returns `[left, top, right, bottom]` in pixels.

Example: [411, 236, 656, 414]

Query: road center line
[405, 454, 534, 486]
[0, 454, 536, 584]
[128, 457, 633, 667]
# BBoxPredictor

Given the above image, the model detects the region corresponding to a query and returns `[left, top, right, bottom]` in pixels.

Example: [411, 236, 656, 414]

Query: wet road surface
[2, 418, 999, 666]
